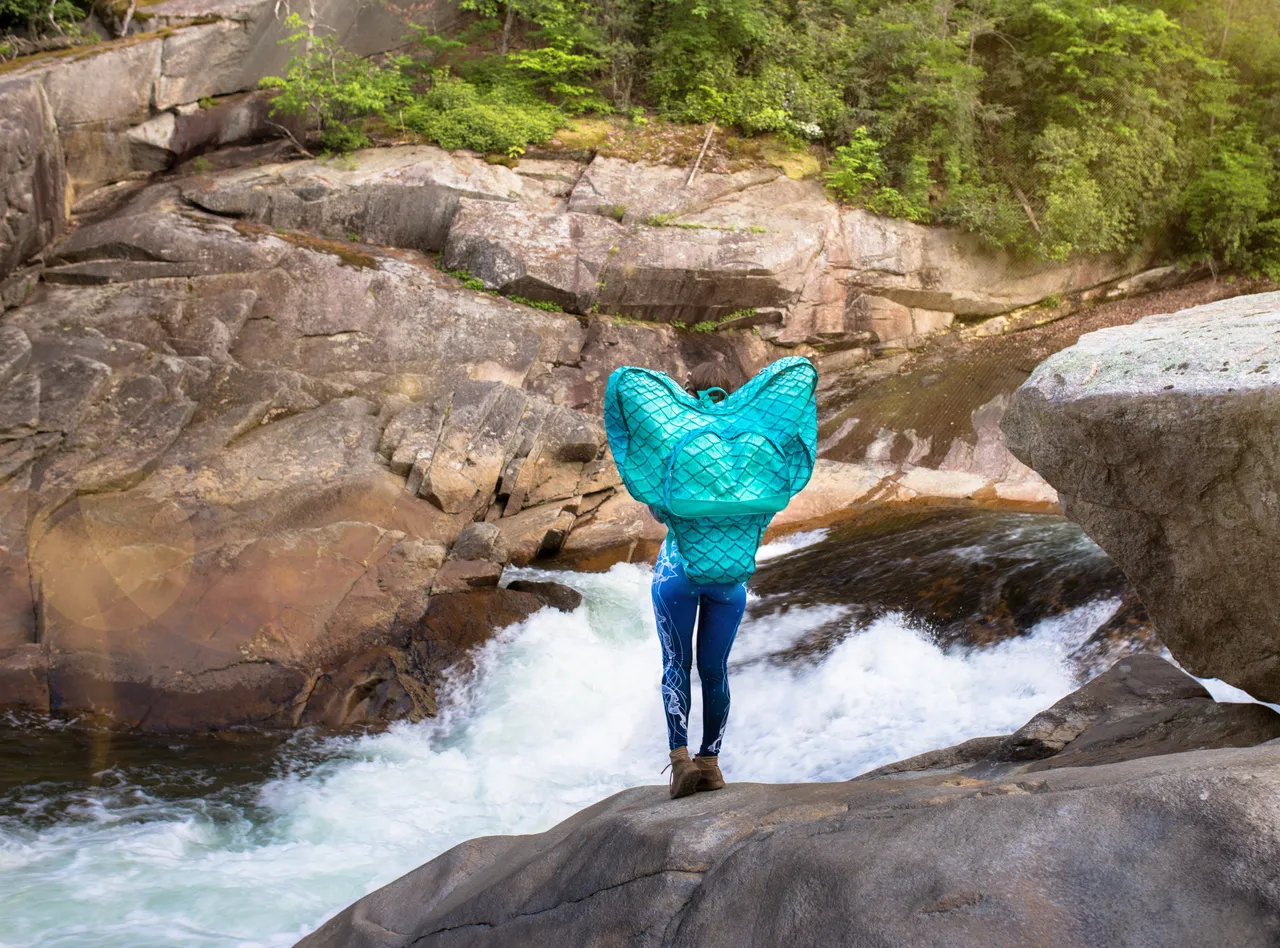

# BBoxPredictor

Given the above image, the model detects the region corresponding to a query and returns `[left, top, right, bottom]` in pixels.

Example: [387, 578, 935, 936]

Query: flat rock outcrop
[298, 656, 1280, 948]
[1003, 291, 1280, 702]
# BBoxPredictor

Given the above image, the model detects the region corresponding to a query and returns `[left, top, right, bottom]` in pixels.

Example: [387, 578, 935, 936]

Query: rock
[411, 586, 544, 676]
[567, 156, 779, 224]
[27, 396, 457, 730]
[557, 493, 665, 570]
[767, 458, 893, 526]
[0, 183, 610, 729]
[125, 92, 304, 174]
[0, 326, 33, 388]
[597, 224, 821, 323]
[299, 645, 436, 729]
[494, 504, 574, 565]
[0, 77, 66, 284]
[449, 522, 508, 564]
[505, 579, 583, 612]
[182, 146, 552, 252]
[0, 644, 48, 712]
[442, 200, 622, 314]
[1002, 291, 1280, 702]
[431, 559, 503, 595]
[839, 208, 1143, 318]
[152, 19, 256, 111]
[867, 655, 1280, 778]
[419, 382, 531, 516]
[299, 737, 1280, 948]
[0, 1, 466, 197]
[40, 40, 162, 127]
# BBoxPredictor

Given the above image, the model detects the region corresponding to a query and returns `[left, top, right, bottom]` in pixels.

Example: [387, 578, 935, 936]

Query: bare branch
[686, 121, 716, 189]
[267, 120, 314, 158]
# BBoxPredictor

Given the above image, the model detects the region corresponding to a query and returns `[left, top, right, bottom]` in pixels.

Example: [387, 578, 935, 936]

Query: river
[0, 507, 1233, 948]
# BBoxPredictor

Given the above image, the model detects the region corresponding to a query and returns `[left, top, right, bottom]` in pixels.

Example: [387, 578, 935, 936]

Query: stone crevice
[411, 868, 708, 944]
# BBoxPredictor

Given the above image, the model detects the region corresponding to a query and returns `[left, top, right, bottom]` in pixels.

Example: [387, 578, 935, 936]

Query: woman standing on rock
[605, 357, 819, 798]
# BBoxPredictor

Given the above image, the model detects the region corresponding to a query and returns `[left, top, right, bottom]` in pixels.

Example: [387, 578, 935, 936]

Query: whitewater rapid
[0, 531, 1146, 947]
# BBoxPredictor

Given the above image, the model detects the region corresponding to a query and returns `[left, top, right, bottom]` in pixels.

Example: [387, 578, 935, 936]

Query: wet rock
[0, 644, 49, 712]
[299, 645, 437, 729]
[504, 579, 583, 612]
[411, 586, 545, 677]
[431, 559, 503, 595]
[298, 740, 1280, 948]
[867, 655, 1280, 778]
[0, 77, 66, 285]
[1003, 291, 1280, 702]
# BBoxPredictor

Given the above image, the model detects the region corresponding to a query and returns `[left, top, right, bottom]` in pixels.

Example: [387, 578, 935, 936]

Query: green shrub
[824, 128, 888, 204]
[444, 267, 489, 291]
[259, 13, 411, 152]
[1180, 128, 1277, 272]
[402, 73, 563, 154]
[0, 0, 87, 35]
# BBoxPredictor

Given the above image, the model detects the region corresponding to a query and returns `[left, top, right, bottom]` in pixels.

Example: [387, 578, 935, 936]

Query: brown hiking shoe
[694, 755, 725, 791]
[667, 747, 700, 799]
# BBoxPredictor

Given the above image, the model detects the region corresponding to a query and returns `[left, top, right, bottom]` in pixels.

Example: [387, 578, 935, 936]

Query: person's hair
[685, 361, 740, 401]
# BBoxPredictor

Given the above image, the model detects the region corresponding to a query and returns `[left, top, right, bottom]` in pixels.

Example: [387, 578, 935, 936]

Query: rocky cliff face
[1004, 291, 1280, 702]
[297, 655, 1280, 948]
[0, 0, 464, 200]
[0, 9, 1222, 731]
[0, 178, 748, 729]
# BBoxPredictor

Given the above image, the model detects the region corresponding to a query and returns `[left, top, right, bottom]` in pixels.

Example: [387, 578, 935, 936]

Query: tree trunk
[501, 2, 517, 55]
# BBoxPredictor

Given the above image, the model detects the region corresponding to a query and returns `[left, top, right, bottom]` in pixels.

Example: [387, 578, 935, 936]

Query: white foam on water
[754, 529, 829, 562]
[0, 564, 1121, 948]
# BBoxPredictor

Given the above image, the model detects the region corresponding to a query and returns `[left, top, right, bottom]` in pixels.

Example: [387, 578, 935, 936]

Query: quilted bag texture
[605, 357, 818, 584]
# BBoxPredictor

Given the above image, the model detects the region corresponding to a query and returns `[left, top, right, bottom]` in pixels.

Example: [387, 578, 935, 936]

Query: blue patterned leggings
[651, 540, 748, 756]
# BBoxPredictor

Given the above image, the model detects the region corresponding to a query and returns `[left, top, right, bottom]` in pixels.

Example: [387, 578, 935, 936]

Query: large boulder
[0, 76, 66, 294]
[1002, 291, 1280, 701]
[297, 657, 1280, 948]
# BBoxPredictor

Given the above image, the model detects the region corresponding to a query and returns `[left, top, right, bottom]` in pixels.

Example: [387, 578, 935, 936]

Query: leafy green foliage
[0, 0, 87, 35]
[259, 13, 411, 152]
[401, 71, 563, 155]
[1180, 127, 1278, 271]
[251, 0, 1279, 274]
[508, 295, 565, 311]
[444, 267, 489, 292]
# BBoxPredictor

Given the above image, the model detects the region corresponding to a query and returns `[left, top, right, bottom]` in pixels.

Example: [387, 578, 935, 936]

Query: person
[604, 355, 818, 800]
[651, 362, 746, 798]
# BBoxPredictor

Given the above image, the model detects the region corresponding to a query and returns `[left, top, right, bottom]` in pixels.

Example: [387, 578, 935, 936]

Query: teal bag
[604, 357, 818, 584]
